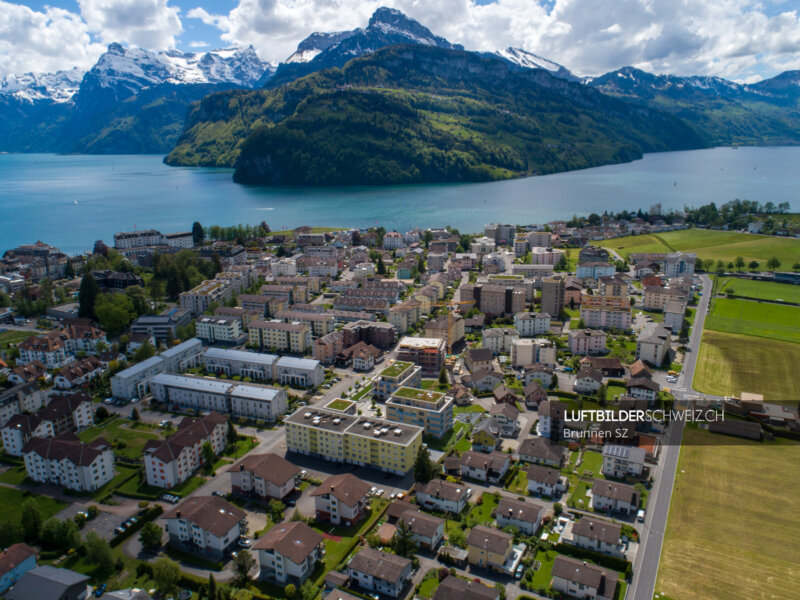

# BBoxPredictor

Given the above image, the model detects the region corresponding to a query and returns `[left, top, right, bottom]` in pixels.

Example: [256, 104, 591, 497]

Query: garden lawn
[529, 549, 557, 592]
[605, 384, 627, 402]
[598, 229, 800, 267]
[0, 330, 31, 350]
[704, 297, 800, 344]
[78, 418, 161, 461]
[717, 277, 800, 303]
[117, 474, 205, 499]
[417, 570, 440, 598]
[0, 464, 29, 485]
[577, 450, 604, 479]
[693, 330, 800, 400]
[505, 468, 528, 496]
[0, 487, 67, 528]
[656, 427, 800, 600]
[466, 492, 499, 527]
[454, 405, 485, 415]
[351, 384, 373, 402]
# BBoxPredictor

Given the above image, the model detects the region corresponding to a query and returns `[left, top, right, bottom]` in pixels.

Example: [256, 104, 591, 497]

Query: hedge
[110, 505, 163, 547]
[554, 542, 632, 579]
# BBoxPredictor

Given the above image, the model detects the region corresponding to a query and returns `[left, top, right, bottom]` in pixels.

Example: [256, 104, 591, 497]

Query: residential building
[230, 453, 300, 502]
[275, 356, 325, 387]
[522, 364, 553, 388]
[626, 377, 660, 404]
[663, 300, 686, 333]
[573, 368, 603, 394]
[348, 547, 412, 598]
[463, 369, 503, 393]
[551, 555, 618, 600]
[179, 279, 234, 316]
[526, 231, 552, 248]
[518, 437, 566, 467]
[4, 565, 89, 600]
[602, 444, 646, 479]
[460, 284, 525, 317]
[482, 328, 519, 354]
[163, 495, 246, 560]
[540, 276, 565, 318]
[195, 316, 244, 345]
[249, 320, 312, 354]
[529, 247, 564, 265]
[642, 286, 687, 311]
[415, 479, 469, 514]
[580, 357, 625, 377]
[386, 387, 453, 439]
[591, 479, 640, 514]
[484, 223, 516, 245]
[464, 348, 494, 373]
[17, 325, 107, 369]
[495, 497, 545, 535]
[395, 337, 445, 376]
[383, 231, 405, 250]
[373, 361, 422, 401]
[576, 262, 616, 280]
[471, 417, 501, 452]
[466, 526, 513, 572]
[433, 574, 499, 600]
[1, 393, 94, 456]
[285, 409, 423, 474]
[398, 510, 444, 550]
[489, 403, 519, 437]
[203, 347, 276, 381]
[580, 294, 632, 330]
[130, 308, 192, 343]
[459, 451, 510, 483]
[0, 382, 49, 427]
[526, 464, 566, 497]
[513, 312, 551, 336]
[0, 543, 37, 594]
[254, 521, 323, 585]
[568, 329, 608, 355]
[22, 435, 114, 492]
[636, 324, 671, 367]
[424, 314, 465, 347]
[274, 310, 335, 337]
[569, 517, 625, 557]
[539, 400, 567, 440]
[150, 374, 288, 422]
[143, 413, 227, 489]
[312, 473, 371, 525]
[523, 380, 548, 409]
[110, 338, 204, 400]
[511, 338, 556, 368]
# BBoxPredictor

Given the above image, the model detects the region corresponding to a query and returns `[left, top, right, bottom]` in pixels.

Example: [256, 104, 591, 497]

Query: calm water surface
[0, 146, 798, 254]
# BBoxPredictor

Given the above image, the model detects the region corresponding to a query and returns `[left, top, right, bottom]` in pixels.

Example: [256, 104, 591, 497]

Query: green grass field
[717, 277, 800, 304]
[704, 297, 800, 344]
[78, 418, 162, 460]
[598, 229, 800, 266]
[0, 329, 31, 350]
[0, 487, 67, 528]
[693, 330, 800, 400]
[656, 427, 800, 600]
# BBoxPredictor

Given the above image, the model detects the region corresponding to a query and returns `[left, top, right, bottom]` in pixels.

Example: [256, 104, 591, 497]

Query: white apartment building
[150, 374, 288, 422]
[415, 479, 469, 514]
[110, 338, 203, 400]
[0, 382, 49, 428]
[195, 316, 243, 344]
[526, 231, 552, 248]
[311, 473, 371, 525]
[382, 231, 405, 250]
[568, 329, 608, 355]
[203, 347, 276, 381]
[1, 393, 94, 456]
[254, 521, 323, 585]
[179, 280, 234, 316]
[482, 328, 519, 354]
[511, 338, 556, 368]
[230, 453, 300, 502]
[602, 444, 646, 479]
[471, 237, 497, 255]
[348, 548, 412, 599]
[22, 437, 114, 492]
[271, 256, 299, 277]
[143, 412, 227, 489]
[514, 312, 551, 337]
[164, 495, 246, 560]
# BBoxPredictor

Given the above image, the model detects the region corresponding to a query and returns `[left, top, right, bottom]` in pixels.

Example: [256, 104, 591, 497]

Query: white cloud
[0, 1, 104, 76]
[186, 0, 800, 81]
[77, 0, 183, 49]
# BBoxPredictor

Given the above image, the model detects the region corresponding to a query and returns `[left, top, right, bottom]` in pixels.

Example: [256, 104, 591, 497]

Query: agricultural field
[656, 426, 800, 600]
[693, 330, 800, 400]
[717, 277, 800, 304]
[704, 297, 800, 344]
[598, 228, 800, 267]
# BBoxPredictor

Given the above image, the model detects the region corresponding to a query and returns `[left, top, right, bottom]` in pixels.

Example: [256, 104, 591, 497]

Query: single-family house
[489, 403, 519, 437]
[551, 555, 619, 600]
[517, 436, 567, 467]
[494, 497, 545, 535]
[466, 526, 513, 572]
[253, 520, 323, 584]
[415, 479, 469, 514]
[459, 451, 510, 483]
[526, 464, 566, 498]
[471, 418, 501, 452]
[602, 444, 646, 479]
[0, 543, 36, 593]
[591, 479, 640, 515]
[398, 510, 445, 550]
[230, 453, 300, 502]
[163, 495, 247, 560]
[569, 517, 625, 557]
[348, 547, 412, 598]
[311, 473, 371, 526]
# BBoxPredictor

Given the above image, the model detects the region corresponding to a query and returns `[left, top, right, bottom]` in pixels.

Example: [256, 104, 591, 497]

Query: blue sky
[2, 1, 799, 82]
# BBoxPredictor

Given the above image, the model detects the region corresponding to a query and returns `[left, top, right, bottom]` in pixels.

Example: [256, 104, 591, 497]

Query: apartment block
[460, 284, 525, 317]
[179, 279, 233, 316]
[285, 408, 423, 475]
[373, 361, 423, 401]
[568, 329, 608, 355]
[514, 312, 551, 336]
[249, 320, 312, 354]
[540, 276, 565, 318]
[23, 436, 114, 492]
[386, 387, 453, 439]
[273, 310, 335, 337]
[110, 338, 204, 399]
[163, 495, 246, 561]
[395, 337, 446, 376]
[195, 316, 244, 344]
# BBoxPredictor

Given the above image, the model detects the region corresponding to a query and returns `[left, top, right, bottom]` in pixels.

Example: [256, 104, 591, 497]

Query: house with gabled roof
[494, 497, 546, 535]
[253, 520, 323, 584]
[311, 473, 371, 525]
[163, 495, 247, 560]
[230, 452, 300, 502]
[348, 547, 412, 598]
[415, 479, 469, 514]
[568, 517, 625, 557]
[526, 464, 567, 498]
[459, 451, 510, 483]
[551, 555, 619, 600]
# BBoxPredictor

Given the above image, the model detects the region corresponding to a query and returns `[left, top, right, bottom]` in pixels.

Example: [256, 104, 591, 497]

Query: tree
[125, 285, 149, 316]
[748, 260, 760, 271]
[438, 366, 448, 386]
[377, 255, 386, 276]
[413, 445, 434, 483]
[767, 257, 781, 271]
[64, 260, 75, 279]
[392, 519, 418, 558]
[78, 273, 99, 319]
[715, 260, 725, 274]
[85, 531, 114, 572]
[131, 408, 140, 422]
[138, 522, 163, 550]
[268, 499, 286, 522]
[21, 498, 42, 542]
[553, 502, 563, 516]
[153, 557, 181, 597]
[233, 549, 256, 585]
[423, 230, 433, 249]
[0, 522, 22, 548]
[227, 420, 238, 445]
[94, 293, 136, 336]
[793, 263, 800, 271]
[232, 591, 254, 600]
[95, 405, 110, 422]
[202, 441, 215, 467]
[284, 584, 297, 599]
[134, 341, 156, 362]
[192, 221, 205, 245]
[735, 256, 745, 271]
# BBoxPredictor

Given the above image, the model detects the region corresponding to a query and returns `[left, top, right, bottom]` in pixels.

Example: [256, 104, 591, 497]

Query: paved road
[628, 273, 714, 600]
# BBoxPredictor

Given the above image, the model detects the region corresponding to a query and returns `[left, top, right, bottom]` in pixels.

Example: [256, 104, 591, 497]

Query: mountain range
[1, 6, 799, 182]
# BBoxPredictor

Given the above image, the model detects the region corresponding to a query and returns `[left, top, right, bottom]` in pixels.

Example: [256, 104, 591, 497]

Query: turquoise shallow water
[0, 146, 797, 255]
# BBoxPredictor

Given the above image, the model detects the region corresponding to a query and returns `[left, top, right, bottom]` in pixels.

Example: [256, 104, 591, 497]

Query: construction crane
[431, 299, 475, 356]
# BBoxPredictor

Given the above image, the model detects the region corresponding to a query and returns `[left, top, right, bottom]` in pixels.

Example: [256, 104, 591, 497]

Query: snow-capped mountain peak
[285, 31, 357, 64]
[495, 47, 580, 82]
[0, 68, 83, 103]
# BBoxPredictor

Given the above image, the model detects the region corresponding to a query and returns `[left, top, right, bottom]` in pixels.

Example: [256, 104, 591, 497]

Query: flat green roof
[393, 386, 444, 402]
[381, 361, 414, 378]
[326, 399, 355, 411]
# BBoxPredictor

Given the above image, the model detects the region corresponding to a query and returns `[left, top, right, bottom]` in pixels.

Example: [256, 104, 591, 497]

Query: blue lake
[0, 146, 798, 255]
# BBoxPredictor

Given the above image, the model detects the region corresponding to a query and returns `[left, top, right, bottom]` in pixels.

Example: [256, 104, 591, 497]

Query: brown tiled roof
[576, 368, 603, 383]
[518, 436, 566, 463]
[11, 360, 47, 381]
[0, 543, 36, 574]
[232, 453, 300, 487]
[416, 479, 468, 502]
[38, 393, 92, 423]
[22, 434, 110, 466]
[538, 400, 567, 418]
[144, 412, 227, 464]
[489, 402, 519, 420]
[311, 473, 370, 507]
[3, 413, 44, 436]
[572, 517, 621, 545]
[459, 451, 509, 472]
[399, 510, 443, 538]
[466, 348, 493, 363]
[551, 555, 616, 597]
[627, 360, 652, 379]
[627, 377, 659, 392]
[496, 497, 545, 524]
[492, 385, 519, 401]
[252, 520, 322, 564]
[526, 464, 562, 486]
[467, 525, 512, 554]
[163, 496, 245, 538]
[348, 547, 411, 582]
[433, 576, 498, 600]
[592, 479, 639, 505]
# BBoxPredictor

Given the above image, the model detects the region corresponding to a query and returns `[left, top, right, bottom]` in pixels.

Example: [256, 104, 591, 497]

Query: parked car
[212, 490, 225, 497]
[94, 583, 107, 597]
[237, 537, 252, 548]
[514, 564, 525, 580]
[637, 509, 646, 522]
[114, 527, 125, 535]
